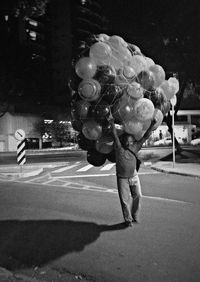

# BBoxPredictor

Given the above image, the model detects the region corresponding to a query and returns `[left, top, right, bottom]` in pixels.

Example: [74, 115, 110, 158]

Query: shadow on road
[0, 220, 126, 271]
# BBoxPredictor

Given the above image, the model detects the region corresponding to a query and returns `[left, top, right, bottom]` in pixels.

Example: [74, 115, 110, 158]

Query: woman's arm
[107, 113, 121, 148]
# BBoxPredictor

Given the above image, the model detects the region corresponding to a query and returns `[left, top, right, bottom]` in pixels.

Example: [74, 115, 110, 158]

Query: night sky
[100, 0, 200, 43]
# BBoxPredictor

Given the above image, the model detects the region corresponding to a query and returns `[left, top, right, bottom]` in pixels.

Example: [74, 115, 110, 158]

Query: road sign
[15, 129, 26, 141]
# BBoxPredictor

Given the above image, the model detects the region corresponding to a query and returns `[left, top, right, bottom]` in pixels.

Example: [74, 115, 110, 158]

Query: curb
[151, 166, 200, 178]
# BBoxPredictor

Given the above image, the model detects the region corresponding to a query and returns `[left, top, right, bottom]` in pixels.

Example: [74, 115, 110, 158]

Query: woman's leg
[129, 174, 142, 220]
[117, 177, 133, 223]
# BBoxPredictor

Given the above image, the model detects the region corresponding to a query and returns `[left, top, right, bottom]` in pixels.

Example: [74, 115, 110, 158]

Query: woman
[108, 113, 156, 227]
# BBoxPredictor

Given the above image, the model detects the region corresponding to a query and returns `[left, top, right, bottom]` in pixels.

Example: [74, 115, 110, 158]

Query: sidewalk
[151, 161, 200, 178]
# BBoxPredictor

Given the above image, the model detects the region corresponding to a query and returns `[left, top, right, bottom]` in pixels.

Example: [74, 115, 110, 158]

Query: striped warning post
[17, 140, 26, 165]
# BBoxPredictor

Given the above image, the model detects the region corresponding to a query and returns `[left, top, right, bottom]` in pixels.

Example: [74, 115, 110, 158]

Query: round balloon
[149, 64, 165, 88]
[168, 77, 179, 94]
[90, 42, 112, 65]
[87, 149, 107, 166]
[95, 135, 114, 154]
[137, 70, 155, 90]
[126, 82, 144, 99]
[152, 108, 164, 130]
[75, 57, 97, 79]
[123, 119, 144, 136]
[94, 65, 116, 85]
[130, 55, 147, 75]
[102, 84, 123, 104]
[82, 120, 102, 140]
[108, 35, 127, 49]
[106, 149, 116, 163]
[112, 96, 134, 123]
[71, 99, 91, 120]
[127, 43, 141, 55]
[78, 79, 101, 102]
[71, 119, 83, 132]
[97, 33, 110, 42]
[145, 57, 155, 69]
[77, 133, 94, 151]
[93, 101, 110, 121]
[150, 87, 167, 110]
[133, 98, 155, 121]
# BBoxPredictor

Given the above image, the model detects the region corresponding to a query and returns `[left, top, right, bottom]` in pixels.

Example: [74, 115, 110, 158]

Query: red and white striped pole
[15, 129, 26, 174]
[17, 139, 26, 166]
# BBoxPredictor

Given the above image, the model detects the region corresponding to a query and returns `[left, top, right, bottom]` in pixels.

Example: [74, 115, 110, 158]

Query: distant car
[191, 138, 200, 146]
[154, 137, 172, 146]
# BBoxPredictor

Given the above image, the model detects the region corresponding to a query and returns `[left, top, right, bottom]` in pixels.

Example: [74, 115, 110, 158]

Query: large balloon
[93, 101, 110, 121]
[115, 66, 136, 87]
[71, 99, 91, 120]
[87, 149, 107, 166]
[123, 119, 144, 136]
[78, 79, 101, 102]
[77, 133, 94, 151]
[90, 42, 112, 65]
[71, 119, 83, 132]
[149, 64, 165, 88]
[145, 57, 155, 69]
[94, 65, 116, 85]
[137, 70, 155, 90]
[126, 82, 144, 99]
[75, 57, 97, 79]
[112, 96, 134, 123]
[127, 43, 141, 55]
[130, 55, 148, 74]
[168, 77, 179, 94]
[106, 149, 116, 163]
[133, 98, 155, 121]
[152, 109, 164, 130]
[102, 84, 123, 104]
[108, 35, 127, 49]
[150, 87, 167, 110]
[82, 120, 102, 140]
[97, 33, 110, 42]
[95, 135, 114, 154]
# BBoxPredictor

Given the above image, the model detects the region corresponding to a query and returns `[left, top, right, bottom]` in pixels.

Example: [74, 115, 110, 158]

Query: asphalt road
[0, 160, 200, 281]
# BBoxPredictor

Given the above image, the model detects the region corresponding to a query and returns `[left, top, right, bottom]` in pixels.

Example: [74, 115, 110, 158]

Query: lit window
[29, 30, 37, 40]
[28, 19, 38, 27]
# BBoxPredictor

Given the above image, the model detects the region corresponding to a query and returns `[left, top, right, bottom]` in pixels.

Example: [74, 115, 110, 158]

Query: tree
[35, 120, 76, 147]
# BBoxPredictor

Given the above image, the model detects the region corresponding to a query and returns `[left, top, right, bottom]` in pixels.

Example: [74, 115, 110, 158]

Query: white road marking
[77, 164, 94, 172]
[54, 173, 115, 179]
[53, 164, 80, 173]
[101, 163, 116, 171]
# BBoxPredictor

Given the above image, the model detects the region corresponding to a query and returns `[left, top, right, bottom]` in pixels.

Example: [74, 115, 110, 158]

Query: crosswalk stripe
[101, 163, 116, 171]
[53, 164, 80, 173]
[77, 164, 93, 172]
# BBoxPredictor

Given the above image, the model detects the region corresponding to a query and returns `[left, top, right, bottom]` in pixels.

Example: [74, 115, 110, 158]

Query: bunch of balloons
[69, 34, 179, 166]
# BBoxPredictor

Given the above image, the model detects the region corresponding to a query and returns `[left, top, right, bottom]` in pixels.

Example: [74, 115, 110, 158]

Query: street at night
[0, 150, 200, 281]
[1, 0, 200, 281]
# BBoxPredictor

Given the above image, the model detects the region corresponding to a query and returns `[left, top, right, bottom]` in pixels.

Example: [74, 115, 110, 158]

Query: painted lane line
[54, 171, 160, 179]
[53, 164, 80, 173]
[54, 173, 115, 179]
[142, 195, 189, 204]
[77, 164, 94, 172]
[101, 163, 116, 171]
